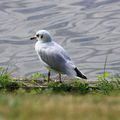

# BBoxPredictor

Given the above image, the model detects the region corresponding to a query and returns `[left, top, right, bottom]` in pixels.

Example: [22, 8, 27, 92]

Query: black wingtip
[74, 67, 87, 79]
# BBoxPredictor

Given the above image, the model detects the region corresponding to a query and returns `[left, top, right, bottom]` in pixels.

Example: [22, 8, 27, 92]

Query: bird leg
[48, 71, 51, 82]
[59, 73, 62, 83]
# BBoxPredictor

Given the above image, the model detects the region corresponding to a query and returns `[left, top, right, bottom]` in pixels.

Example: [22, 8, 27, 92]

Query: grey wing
[53, 42, 71, 61]
[39, 47, 74, 74]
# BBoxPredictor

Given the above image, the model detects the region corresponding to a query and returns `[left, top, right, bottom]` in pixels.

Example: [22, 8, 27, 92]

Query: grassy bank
[0, 69, 120, 95]
[0, 67, 120, 120]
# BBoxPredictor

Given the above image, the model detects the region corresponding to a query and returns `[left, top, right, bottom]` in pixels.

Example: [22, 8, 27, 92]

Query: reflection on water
[0, 0, 120, 79]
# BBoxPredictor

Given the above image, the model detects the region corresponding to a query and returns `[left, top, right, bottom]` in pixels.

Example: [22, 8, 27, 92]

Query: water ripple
[0, 0, 120, 78]
[14, 5, 56, 14]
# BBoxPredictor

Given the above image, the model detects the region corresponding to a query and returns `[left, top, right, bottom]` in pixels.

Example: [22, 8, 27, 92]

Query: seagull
[30, 30, 87, 82]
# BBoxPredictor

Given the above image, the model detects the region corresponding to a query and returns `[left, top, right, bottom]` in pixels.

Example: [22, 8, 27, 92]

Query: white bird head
[30, 30, 52, 42]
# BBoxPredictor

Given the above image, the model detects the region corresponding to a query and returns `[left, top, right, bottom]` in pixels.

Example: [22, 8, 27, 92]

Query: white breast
[35, 41, 51, 69]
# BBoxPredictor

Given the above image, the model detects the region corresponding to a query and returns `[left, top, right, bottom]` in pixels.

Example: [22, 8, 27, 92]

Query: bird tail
[64, 61, 87, 79]
[74, 67, 87, 79]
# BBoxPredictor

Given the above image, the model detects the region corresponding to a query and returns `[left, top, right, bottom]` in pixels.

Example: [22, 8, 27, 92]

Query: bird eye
[41, 35, 43, 39]
[36, 34, 39, 37]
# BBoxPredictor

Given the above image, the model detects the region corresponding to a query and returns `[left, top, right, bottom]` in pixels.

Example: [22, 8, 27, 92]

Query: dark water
[0, 0, 120, 79]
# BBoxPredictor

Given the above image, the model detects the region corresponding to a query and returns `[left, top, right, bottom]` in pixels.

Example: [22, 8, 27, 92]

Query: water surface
[0, 0, 120, 79]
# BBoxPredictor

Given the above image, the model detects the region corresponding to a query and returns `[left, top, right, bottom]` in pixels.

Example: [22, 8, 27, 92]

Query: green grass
[0, 67, 120, 95]
[1, 67, 120, 120]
